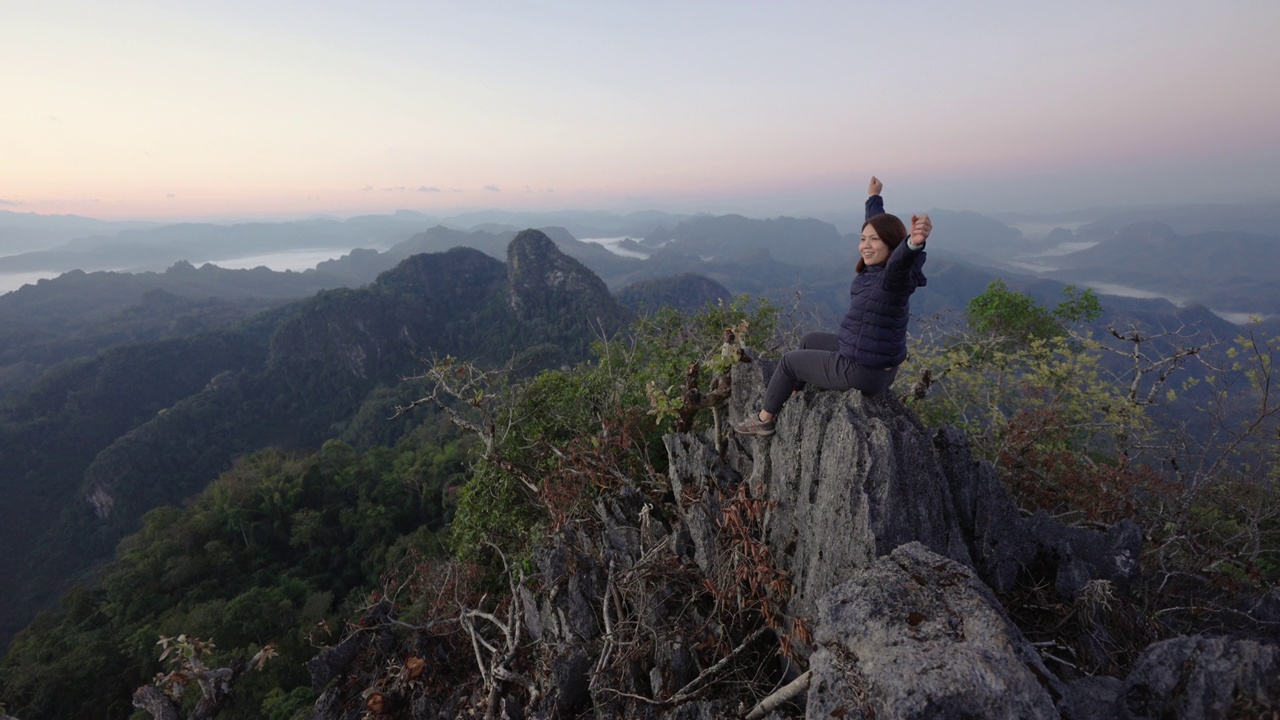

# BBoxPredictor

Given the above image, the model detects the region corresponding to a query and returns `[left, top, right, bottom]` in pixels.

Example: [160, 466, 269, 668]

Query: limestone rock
[807, 542, 1062, 720]
[714, 362, 974, 621]
[1118, 635, 1280, 720]
[702, 361, 1142, 622]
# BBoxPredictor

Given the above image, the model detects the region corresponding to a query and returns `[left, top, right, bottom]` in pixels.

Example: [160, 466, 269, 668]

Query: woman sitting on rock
[734, 176, 931, 437]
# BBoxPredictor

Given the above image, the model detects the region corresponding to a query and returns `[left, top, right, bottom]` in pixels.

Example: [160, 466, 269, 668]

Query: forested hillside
[0, 230, 633, 650]
[0, 262, 356, 394]
[1, 272, 1275, 718]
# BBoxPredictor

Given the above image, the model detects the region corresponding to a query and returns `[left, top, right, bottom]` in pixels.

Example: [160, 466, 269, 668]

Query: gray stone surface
[1060, 676, 1124, 720]
[807, 542, 1061, 720]
[716, 363, 974, 621]
[704, 362, 1142, 621]
[1118, 635, 1280, 720]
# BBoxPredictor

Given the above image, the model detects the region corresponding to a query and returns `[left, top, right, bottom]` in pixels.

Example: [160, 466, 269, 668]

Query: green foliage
[0, 426, 466, 719]
[915, 283, 1280, 633]
[0, 329, 270, 646]
[613, 296, 780, 430]
[1202, 329, 1280, 482]
[906, 285, 1146, 519]
[446, 296, 781, 572]
[964, 280, 1100, 346]
[1139, 325, 1280, 583]
[908, 330, 1136, 456]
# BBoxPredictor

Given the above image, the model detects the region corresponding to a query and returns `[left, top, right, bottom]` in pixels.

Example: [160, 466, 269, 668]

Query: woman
[734, 176, 931, 437]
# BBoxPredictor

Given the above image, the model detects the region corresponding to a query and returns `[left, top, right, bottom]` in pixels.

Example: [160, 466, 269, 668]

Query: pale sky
[3, 0, 1278, 221]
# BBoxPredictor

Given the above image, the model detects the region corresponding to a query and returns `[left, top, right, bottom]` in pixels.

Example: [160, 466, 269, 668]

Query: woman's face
[860, 225, 890, 266]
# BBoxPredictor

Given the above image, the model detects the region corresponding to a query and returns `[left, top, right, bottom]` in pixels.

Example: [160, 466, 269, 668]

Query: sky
[3, 0, 1279, 222]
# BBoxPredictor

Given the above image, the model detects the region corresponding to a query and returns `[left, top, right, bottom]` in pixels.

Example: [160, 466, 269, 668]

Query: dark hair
[857, 213, 908, 273]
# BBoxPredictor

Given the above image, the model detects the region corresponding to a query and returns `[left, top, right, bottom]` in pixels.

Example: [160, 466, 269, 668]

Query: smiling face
[859, 225, 891, 266]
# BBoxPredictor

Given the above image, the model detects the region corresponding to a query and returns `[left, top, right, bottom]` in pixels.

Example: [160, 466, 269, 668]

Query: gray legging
[762, 332, 898, 415]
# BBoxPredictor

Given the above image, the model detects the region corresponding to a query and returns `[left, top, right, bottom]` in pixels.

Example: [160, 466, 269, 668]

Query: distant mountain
[1075, 200, 1280, 238]
[0, 229, 634, 648]
[0, 214, 436, 274]
[0, 211, 155, 255]
[315, 224, 651, 292]
[426, 208, 690, 241]
[0, 261, 354, 395]
[1043, 222, 1280, 314]
[918, 209, 1024, 262]
[616, 273, 733, 314]
[645, 214, 846, 266]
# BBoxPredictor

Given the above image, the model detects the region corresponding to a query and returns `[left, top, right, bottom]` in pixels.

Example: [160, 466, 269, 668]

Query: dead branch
[745, 669, 812, 720]
[667, 626, 774, 703]
[1096, 322, 1214, 407]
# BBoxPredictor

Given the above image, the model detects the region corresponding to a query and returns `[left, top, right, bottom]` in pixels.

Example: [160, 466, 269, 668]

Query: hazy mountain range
[5, 200, 1276, 321]
[0, 199, 1275, 693]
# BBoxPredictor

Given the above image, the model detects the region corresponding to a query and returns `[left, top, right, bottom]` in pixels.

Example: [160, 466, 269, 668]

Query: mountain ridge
[0, 230, 632, 648]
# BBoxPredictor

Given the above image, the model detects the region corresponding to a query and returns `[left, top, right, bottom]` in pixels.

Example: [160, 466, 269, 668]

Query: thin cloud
[418, 186, 441, 193]
[0, 198, 20, 206]
[484, 185, 500, 192]
[363, 185, 374, 191]
[166, 193, 176, 198]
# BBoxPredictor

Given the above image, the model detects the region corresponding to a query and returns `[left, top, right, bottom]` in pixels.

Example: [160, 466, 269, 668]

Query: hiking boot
[733, 416, 776, 437]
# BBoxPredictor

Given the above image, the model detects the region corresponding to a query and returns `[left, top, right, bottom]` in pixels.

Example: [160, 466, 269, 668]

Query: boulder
[1118, 635, 1280, 720]
[807, 542, 1062, 719]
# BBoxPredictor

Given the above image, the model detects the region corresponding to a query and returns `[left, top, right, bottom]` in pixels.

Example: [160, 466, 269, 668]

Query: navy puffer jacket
[837, 195, 927, 368]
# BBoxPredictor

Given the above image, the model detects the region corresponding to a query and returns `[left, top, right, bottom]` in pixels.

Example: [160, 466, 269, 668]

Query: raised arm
[865, 175, 885, 221]
[909, 213, 932, 248]
[885, 213, 931, 288]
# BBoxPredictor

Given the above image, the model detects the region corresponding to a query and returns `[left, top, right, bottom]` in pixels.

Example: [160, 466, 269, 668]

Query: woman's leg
[768, 354, 900, 412]
[848, 364, 899, 396]
[740, 353, 899, 436]
[792, 332, 840, 393]
[762, 349, 853, 415]
[800, 333, 900, 396]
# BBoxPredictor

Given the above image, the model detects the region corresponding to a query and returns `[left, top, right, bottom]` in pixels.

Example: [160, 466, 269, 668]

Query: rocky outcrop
[307, 353, 1277, 719]
[701, 360, 1143, 622]
[507, 229, 632, 326]
[1116, 636, 1280, 719]
[807, 543, 1062, 720]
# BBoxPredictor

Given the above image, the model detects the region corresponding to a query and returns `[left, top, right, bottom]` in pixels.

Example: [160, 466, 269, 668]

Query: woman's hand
[910, 214, 932, 245]
[868, 176, 883, 196]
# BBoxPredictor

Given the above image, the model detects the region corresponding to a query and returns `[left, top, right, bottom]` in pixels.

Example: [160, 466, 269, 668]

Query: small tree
[902, 282, 1151, 520]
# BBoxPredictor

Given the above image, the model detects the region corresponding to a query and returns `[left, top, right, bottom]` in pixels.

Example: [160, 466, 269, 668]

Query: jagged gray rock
[721, 382, 973, 621]
[703, 361, 1143, 622]
[659, 361, 1155, 717]
[1060, 676, 1126, 720]
[1117, 635, 1280, 719]
[932, 425, 1142, 597]
[807, 542, 1062, 720]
